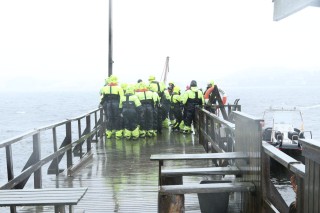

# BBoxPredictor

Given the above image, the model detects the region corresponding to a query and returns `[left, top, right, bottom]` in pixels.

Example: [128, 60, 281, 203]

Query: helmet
[125, 85, 135, 94]
[108, 75, 118, 83]
[136, 82, 148, 91]
[173, 86, 180, 94]
[121, 83, 128, 90]
[148, 75, 155, 81]
[207, 80, 214, 87]
[190, 80, 197, 87]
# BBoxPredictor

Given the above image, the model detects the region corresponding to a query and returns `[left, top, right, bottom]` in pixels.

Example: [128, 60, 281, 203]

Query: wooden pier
[1, 107, 320, 213]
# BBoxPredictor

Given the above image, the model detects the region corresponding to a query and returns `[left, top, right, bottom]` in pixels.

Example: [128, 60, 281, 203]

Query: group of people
[99, 75, 214, 140]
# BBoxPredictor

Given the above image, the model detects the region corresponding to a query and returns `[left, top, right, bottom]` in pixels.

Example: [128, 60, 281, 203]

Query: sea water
[0, 86, 319, 207]
[1, 86, 319, 141]
[0, 91, 101, 141]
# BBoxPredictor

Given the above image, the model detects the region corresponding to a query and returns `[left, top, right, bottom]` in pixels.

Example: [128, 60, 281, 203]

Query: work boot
[124, 129, 131, 140]
[139, 130, 146, 138]
[183, 126, 192, 134]
[162, 118, 170, 128]
[132, 126, 140, 140]
[115, 130, 123, 139]
[147, 130, 154, 137]
[105, 130, 112, 139]
[179, 121, 185, 130]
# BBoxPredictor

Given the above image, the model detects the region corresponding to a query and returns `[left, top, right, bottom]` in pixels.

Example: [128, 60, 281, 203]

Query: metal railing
[0, 108, 104, 190]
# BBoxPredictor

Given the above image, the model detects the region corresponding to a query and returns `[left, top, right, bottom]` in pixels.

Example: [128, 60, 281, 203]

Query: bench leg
[10, 206, 16, 213]
[158, 176, 184, 213]
[54, 205, 65, 213]
[69, 205, 74, 213]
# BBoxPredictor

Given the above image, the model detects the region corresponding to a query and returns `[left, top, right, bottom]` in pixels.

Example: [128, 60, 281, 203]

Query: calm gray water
[0, 86, 319, 209]
[0, 91, 100, 141]
[1, 86, 319, 141]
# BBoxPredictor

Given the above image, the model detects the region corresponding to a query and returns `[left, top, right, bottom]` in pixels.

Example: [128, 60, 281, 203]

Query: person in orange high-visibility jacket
[119, 85, 142, 140]
[100, 75, 124, 139]
[182, 80, 204, 134]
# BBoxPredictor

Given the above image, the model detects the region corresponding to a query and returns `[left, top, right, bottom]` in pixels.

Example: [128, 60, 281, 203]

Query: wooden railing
[196, 107, 320, 213]
[0, 108, 105, 190]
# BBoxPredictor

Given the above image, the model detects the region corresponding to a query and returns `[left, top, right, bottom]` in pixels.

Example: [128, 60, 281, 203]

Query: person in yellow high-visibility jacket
[182, 80, 204, 134]
[119, 85, 142, 140]
[100, 75, 124, 139]
[170, 86, 183, 131]
[135, 81, 157, 137]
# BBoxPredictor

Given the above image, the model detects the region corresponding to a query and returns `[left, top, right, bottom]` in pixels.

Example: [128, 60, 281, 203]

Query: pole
[161, 56, 169, 84]
[108, 0, 113, 77]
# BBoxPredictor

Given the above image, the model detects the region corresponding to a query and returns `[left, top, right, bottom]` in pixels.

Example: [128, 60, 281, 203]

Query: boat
[262, 107, 312, 161]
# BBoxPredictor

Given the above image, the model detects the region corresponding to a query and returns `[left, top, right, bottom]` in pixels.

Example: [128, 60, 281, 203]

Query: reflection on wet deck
[16, 130, 236, 212]
[57, 130, 204, 213]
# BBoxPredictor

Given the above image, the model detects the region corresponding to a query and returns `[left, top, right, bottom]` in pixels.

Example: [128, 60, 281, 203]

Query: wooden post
[86, 115, 91, 153]
[94, 111, 98, 142]
[6, 145, 14, 181]
[158, 160, 184, 213]
[66, 122, 73, 169]
[33, 133, 42, 189]
[100, 108, 105, 143]
[78, 119, 82, 157]
[6, 145, 16, 213]
[302, 139, 320, 213]
[158, 177, 184, 213]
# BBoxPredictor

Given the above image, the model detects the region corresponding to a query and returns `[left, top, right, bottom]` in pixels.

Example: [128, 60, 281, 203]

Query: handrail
[0, 107, 105, 190]
[196, 106, 316, 212]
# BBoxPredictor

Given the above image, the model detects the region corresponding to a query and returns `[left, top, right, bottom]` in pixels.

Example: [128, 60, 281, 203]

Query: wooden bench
[150, 152, 249, 184]
[150, 152, 254, 212]
[0, 187, 88, 213]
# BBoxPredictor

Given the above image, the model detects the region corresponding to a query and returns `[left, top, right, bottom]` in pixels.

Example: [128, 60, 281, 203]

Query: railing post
[6, 145, 14, 182]
[33, 133, 42, 189]
[52, 127, 60, 175]
[94, 111, 98, 142]
[66, 122, 73, 169]
[296, 175, 304, 213]
[198, 109, 205, 148]
[99, 108, 104, 143]
[302, 139, 320, 213]
[6, 145, 16, 213]
[78, 119, 82, 157]
[86, 115, 91, 153]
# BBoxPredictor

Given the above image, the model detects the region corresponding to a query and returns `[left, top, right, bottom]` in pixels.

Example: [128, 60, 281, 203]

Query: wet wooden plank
[160, 182, 256, 194]
[7, 130, 242, 213]
[150, 152, 248, 161]
[0, 188, 87, 206]
[162, 166, 241, 176]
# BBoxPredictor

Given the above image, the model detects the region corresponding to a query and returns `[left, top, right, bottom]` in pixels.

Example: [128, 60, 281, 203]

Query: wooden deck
[9, 130, 241, 213]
